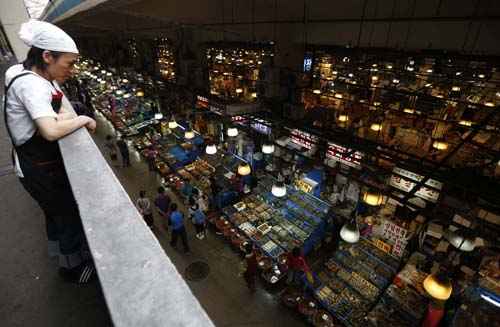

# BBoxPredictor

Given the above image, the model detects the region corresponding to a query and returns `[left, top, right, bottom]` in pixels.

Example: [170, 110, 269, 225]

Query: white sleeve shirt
[4, 64, 61, 177]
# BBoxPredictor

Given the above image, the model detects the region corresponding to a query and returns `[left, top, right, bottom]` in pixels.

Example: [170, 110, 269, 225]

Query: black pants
[143, 214, 154, 227]
[19, 161, 86, 269]
[170, 227, 189, 252]
[120, 151, 130, 167]
[147, 158, 155, 171]
[194, 223, 205, 234]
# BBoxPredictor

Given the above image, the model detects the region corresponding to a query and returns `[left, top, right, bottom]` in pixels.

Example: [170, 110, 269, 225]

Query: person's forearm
[57, 111, 77, 121]
[42, 116, 91, 141]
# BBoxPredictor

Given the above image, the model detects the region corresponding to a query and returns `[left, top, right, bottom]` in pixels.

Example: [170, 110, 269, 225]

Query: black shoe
[59, 262, 96, 284]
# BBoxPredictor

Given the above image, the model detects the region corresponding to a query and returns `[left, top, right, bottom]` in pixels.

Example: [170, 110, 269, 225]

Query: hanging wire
[461, 0, 482, 52]
[385, 0, 398, 48]
[368, 0, 379, 47]
[357, 0, 369, 47]
[403, 0, 417, 50]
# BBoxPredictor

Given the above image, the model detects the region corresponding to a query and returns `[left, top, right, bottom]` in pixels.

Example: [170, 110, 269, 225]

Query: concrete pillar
[0, 0, 30, 61]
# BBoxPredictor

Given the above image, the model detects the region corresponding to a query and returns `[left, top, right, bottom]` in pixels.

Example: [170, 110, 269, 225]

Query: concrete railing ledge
[59, 97, 214, 327]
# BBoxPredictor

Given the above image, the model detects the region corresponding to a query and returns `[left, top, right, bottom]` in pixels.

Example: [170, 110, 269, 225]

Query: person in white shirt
[3, 20, 96, 284]
[136, 190, 154, 228]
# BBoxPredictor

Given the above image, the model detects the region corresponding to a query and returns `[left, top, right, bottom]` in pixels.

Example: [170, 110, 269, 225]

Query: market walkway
[1, 60, 305, 326]
[0, 63, 112, 327]
[91, 113, 307, 327]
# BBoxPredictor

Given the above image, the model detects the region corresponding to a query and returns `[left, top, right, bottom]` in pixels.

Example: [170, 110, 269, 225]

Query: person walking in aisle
[242, 243, 258, 292]
[189, 200, 206, 239]
[116, 136, 130, 167]
[105, 134, 118, 164]
[154, 186, 171, 231]
[3, 20, 96, 284]
[286, 247, 312, 287]
[169, 203, 190, 253]
[145, 146, 157, 172]
[136, 190, 154, 229]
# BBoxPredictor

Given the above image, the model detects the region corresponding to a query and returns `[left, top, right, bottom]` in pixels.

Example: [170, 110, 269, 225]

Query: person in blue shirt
[169, 203, 190, 253]
[181, 179, 193, 203]
[189, 201, 206, 240]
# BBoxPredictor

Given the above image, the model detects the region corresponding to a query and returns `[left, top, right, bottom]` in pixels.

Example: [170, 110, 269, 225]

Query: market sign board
[325, 142, 363, 168]
[196, 94, 226, 115]
[196, 95, 209, 109]
[381, 220, 408, 258]
[250, 118, 272, 135]
[389, 167, 442, 203]
[290, 129, 318, 150]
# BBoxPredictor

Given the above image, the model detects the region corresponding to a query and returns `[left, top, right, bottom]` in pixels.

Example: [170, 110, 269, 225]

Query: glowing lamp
[433, 140, 448, 151]
[362, 191, 383, 206]
[271, 182, 287, 197]
[237, 163, 251, 176]
[227, 127, 238, 137]
[423, 273, 452, 300]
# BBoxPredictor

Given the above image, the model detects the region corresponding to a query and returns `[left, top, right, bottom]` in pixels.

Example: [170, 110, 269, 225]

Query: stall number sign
[251, 122, 271, 135]
[392, 238, 407, 258]
[291, 129, 318, 150]
[196, 95, 209, 109]
[231, 115, 247, 124]
[374, 239, 392, 253]
[389, 167, 442, 203]
[382, 220, 408, 257]
[326, 142, 363, 168]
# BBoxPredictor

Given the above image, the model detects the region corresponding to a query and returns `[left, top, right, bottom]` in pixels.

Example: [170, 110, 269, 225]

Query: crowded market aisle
[91, 112, 307, 327]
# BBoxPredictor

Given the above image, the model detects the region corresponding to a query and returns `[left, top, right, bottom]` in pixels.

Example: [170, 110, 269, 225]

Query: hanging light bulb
[338, 114, 349, 122]
[184, 129, 195, 140]
[227, 127, 238, 137]
[262, 143, 275, 154]
[205, 144, 217, 155]
[423, 272, 453, 300]
[370, 123, 383, 132]
[433, 140, 449, 151]
[168, 117, 178, 129]
[444, 229, 476, 252]
[237, 163, 251, 176]
[271, 182, 287, 197]
[362, 190, 383, 206]
[340, 220, 360, 243]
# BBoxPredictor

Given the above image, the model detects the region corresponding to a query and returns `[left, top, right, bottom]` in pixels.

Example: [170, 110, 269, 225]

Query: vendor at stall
[4, 20, 96, 284]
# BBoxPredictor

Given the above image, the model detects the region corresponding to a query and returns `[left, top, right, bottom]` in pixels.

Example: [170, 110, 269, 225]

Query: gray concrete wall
[0, 0, 30, 61]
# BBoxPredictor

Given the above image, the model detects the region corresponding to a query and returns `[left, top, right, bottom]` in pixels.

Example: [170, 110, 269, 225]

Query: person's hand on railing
[84, 117, 97, 133]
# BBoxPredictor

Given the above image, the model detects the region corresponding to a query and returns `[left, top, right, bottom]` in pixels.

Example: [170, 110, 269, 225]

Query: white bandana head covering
[19, 19, 79, 54]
